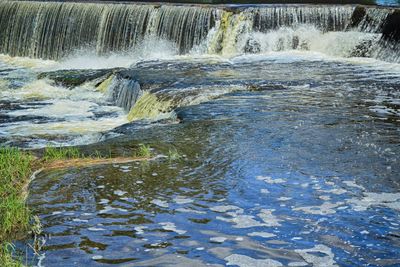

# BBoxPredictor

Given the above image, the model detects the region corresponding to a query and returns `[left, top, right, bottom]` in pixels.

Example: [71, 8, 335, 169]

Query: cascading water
[0, 1, 217, 59]
[1, 2, 400, 266]
[0, 1, 399, 62]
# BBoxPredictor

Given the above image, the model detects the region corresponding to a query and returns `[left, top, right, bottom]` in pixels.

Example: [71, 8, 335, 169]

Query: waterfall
[0, 1, 399, 62]
[0, 1, 216, 59]
[106, 74, 143, 112]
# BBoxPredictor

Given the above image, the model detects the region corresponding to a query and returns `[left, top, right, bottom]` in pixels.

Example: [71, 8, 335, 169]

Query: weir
[0, 1, 399, 62]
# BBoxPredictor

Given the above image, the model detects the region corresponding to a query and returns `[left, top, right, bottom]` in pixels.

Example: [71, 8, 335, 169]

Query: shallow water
[4, 53, 396, 266]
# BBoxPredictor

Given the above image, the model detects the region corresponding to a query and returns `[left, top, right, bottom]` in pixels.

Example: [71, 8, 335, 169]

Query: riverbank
[0, 148, 34, 266]
[0, 146, 152, 266]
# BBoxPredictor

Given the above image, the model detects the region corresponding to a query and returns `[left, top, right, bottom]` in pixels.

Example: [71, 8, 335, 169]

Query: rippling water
[2, 52, 396, 266]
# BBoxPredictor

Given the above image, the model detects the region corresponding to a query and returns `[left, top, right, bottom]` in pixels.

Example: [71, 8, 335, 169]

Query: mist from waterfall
[0, 1, 399, 63]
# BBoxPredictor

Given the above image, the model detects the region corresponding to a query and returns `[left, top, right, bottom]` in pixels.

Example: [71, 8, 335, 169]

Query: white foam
[88, 227, 106, 231]
[217, 214, 266, 229]
[54, 37, 179, 70]
[176, 208, 206, 214]
[256, 176, 286, 184]
[173, 196, 194, 204]
[225, 254, 283, 267]
[98, 205, 127, 214]
[152, 199, 169, 208]
[134, 226, 147, 235]
[211, 205, 243, 213]
[343, 181, 365, 190]
[293, 202, 345, 215]
[347, 192, 400, 211]
[160, 222, 186, 235]
[210, 236, 227, 243]
[114, 190, 127, 196]
[258, 209, 281, 227]
[295, 244, 337, 267]
[248, 232, 276, 238]
[0, 54, 57, 70]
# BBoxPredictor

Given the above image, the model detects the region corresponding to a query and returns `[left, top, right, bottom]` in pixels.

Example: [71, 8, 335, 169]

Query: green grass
[167, 148, 183, 161]
[0, 147, 34, 266]
[0, 144, 152, 266]
[43, 146, 115, 161]
[0, 243, 24, 267]
[134, 144, 152, 158]
[43, 146, 81, 161]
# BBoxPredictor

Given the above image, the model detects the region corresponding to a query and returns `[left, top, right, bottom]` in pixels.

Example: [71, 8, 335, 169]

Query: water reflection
[25, 56, 400, 266]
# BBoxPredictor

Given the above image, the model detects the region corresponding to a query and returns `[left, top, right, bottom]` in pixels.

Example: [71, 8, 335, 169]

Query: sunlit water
[1, 51, 397, 266]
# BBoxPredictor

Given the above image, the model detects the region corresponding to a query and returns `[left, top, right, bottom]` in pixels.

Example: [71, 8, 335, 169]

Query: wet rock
[38, 69, 117, 88]
[247, 84, 286, 91]
[347, 6, 366, 29]
[244, 38, 261, 54]
[109, 74, 143, 112]
[381, 9, 400, 42]
[292, 36, 300, 49]
[350, 39, 373, 57]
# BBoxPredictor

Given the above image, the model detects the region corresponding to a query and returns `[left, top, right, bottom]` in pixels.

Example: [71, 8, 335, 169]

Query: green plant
[0, 243, 24, 267]
[0, 147, 34, 266]
[135, 144, 152, 158]
[91, 150, 103, 159]
[0, 147, 33, 239]
[43, 146, 81, 161]
[167, 148, 182, 161]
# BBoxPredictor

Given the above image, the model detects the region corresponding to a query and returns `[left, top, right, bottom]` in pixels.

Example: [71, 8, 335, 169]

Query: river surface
[1, 50, 399, 266]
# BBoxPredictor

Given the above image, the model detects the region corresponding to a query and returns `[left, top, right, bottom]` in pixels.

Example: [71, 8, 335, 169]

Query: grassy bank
[0, 147, 34, 266]
[0, 145, 153, 266]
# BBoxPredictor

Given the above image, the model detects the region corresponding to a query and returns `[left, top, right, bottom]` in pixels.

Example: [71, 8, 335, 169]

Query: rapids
[0, 1, 399, 266]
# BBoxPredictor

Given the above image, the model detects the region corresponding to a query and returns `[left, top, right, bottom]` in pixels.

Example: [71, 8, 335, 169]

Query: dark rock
[348, 6, 366, 29]
[244, 38, 261, 54]
[38, 69, 117, 88]
[247, 84, 286, 91]
[350, 39, 374, 57]
[292, 36, 300, 49]
[381, 9, 400, 42]
[110, 74, 143, 111]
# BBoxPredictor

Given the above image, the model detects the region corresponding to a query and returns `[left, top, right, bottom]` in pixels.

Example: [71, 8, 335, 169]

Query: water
[0, 1, 399, 266]
[7, 54, 396, 266]
[0, 1, 399, 62]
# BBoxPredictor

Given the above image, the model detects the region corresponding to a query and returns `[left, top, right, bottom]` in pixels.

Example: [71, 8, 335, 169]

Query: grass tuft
[1, 144, 152, 265]
[43, 146, 81, 161]
[0, 147, 33, 239]
[0, 147, 34, 266]
[0, 243, 24, 267]
[134, 144, 152, 158]
[167, 148, 182, 161]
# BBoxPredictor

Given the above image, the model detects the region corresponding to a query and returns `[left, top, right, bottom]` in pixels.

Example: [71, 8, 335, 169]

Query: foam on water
[0, 62, 129, 147]
[295, 245, 337, 267]
[1, 5, 399, 263]
[0, 54, 57, 70]
[53, 37, 179, 70]
[160, 222, 187, 235]
[225, 254, 283, 267]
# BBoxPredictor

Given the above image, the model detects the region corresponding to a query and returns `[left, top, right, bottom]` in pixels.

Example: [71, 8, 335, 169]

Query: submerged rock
[127, 92, 175, 122]
[244, 38, 261, 54]
[349, 38, 374, 57]
[37, 69, 116, 88]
